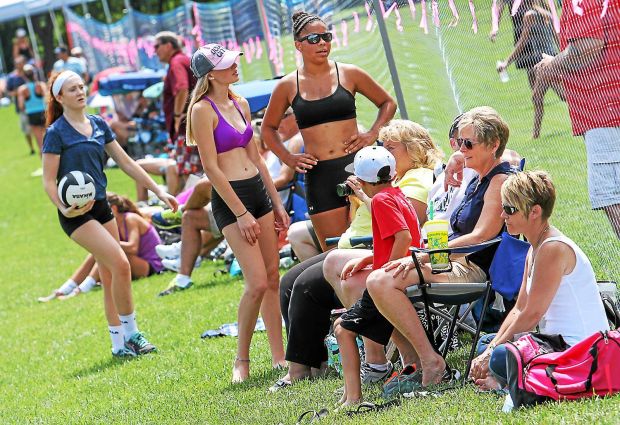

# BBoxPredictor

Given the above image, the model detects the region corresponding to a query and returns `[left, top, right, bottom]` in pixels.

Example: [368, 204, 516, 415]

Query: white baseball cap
[16, 28, 27, 38]
[345, 146, 396, 183]
[190, 43, 243, 78]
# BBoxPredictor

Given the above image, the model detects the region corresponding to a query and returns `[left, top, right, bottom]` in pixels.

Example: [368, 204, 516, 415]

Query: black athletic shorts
[58, 198, 115, 237]
[339, 289, 394, 346]
[27, 111, 45, 126]
[211, 173, 273, 231]
[304, 152, 355, 215]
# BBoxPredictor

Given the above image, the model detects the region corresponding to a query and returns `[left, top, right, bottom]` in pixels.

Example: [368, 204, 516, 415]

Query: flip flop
[345, 399, 400, 417]
[268, 378, 292, 393]
[295, 408, 328, 424]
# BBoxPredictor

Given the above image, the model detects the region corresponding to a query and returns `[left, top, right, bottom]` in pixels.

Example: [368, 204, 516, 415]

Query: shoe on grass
[158, 276, 193, 297]
[155, 241, 182, 260]
[124, 332, 156, 355]
[361, 360, 394, 384]
[152, 209, 183, 229]
[383, 364, 460, 399]
[112, 347, 137, 358]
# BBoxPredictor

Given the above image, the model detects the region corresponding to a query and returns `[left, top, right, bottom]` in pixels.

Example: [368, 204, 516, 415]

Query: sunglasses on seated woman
[455, 138, 482, 150]
[502, 204, 519, 215]
[298, 32, 333, 44]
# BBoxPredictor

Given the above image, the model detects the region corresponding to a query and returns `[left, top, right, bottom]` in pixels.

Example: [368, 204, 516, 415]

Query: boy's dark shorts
[339, 289, 394, 346]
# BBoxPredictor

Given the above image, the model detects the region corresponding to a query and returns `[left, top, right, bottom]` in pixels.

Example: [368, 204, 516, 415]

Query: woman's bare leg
[309, 206, 350, 252]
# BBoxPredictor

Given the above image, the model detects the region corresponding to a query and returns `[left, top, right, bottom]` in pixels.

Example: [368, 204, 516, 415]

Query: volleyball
[57, 171, 96, 208]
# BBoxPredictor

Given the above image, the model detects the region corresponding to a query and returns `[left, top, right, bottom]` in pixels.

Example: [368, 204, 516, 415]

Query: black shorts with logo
[58, 199, 115, 237]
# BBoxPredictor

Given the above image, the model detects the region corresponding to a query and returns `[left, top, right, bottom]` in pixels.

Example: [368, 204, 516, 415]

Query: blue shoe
[125, 332, 157, 355]
[112, 347, 137, 358]
[151, 209, 183, 229]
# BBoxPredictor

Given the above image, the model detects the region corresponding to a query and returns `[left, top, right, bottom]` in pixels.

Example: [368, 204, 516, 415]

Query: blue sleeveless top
[450, 161, 515, 274]
[24, 81, 45, 115]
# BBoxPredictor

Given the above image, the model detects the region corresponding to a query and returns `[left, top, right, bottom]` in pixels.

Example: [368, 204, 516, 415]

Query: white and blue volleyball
[57, 171, 96, 207]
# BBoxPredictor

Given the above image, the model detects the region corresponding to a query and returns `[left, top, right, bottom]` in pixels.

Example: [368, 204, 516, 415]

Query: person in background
[154, 31, 202, 191]
[262, 10, 396, 252]
[70, 47, 90, 83]
[470, 171, 609, 390]
[6, 55, 34, 155]
[42, 70, 177, 357]
[17, 65, 46, 158]
[41, 192, 164, 301]
[12, 28, 34, 62]
[495, 0, 564, 138]
[53, 46, 87, 81]
[534, 0, 620, 240]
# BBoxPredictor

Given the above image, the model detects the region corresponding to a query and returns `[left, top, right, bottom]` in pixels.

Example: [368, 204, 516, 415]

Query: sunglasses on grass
[502, 204, 519, 215]
[455, 138, 481, 150]
[298, 32, 333, 44]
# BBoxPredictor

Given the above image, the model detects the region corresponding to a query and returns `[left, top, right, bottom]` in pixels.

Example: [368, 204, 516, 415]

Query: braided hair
[292, 11, 324, 40]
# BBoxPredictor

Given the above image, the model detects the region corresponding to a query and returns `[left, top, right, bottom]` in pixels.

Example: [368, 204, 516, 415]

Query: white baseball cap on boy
[190, 43, 243, 78]
[345, 146, 396, 183]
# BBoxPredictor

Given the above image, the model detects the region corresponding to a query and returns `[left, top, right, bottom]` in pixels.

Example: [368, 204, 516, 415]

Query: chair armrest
[350, 236, 373, 249]
[409, 236, 502, 256]
[325, 237, 341, 246]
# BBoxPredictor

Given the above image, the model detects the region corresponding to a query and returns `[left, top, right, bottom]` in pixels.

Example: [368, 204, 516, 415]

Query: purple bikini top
[203, 95, 253, 154]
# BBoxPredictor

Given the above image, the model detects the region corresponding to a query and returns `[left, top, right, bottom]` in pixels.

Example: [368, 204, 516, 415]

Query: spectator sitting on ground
[156, 112, 302, 296]
[332, 146, 422, 407]
[6, 55, 34, 155]
[365, 106, 516, 393]
[53, 46, 87, 82]
[470, 170, 609, 390]
[39, 192, 164, 301]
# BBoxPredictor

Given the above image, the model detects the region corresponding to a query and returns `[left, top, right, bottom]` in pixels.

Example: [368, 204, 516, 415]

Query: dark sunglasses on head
[502, 204, 518, 215]
[298, 32, 333, 44]
[455, 137, 481, 150]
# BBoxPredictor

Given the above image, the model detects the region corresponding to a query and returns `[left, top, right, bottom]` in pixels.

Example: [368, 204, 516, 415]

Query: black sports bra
[291, 62, 356, 130]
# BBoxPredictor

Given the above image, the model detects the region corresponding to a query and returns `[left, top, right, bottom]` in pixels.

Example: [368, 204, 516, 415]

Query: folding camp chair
[406, 234, 530, 379]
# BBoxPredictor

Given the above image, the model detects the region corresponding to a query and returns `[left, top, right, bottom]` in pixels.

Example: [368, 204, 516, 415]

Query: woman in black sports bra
[262, 11, 396, 252]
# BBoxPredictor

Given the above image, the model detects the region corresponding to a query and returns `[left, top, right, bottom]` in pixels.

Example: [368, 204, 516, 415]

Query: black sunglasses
[502, 204, 518, 215]
[456, 138, 481, 150]
[298, 32, 333, 44]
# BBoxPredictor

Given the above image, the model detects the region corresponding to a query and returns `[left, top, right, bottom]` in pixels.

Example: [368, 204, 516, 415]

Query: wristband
[235, 210, 248, 218]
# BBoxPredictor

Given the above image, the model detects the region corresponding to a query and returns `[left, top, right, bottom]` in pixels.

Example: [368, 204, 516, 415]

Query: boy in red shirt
[334, 146, 423, 406]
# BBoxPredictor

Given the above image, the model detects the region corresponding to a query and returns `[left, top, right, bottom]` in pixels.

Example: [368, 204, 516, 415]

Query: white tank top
[526, 235, 609, 346]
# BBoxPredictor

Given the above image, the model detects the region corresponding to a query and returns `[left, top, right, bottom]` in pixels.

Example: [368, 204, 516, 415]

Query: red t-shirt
[163, 51, 197, 138]
[560, 0, 620, 135]
[371, 186, 423, 270]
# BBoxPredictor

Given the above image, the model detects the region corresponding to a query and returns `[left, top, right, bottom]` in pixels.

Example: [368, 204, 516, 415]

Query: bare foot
[420, 356, 446, 387]
[475, 375, 501, 391]
[232, 358, 250, 383]
[335, 398, 362, 412]
[272, 360, 287, 369]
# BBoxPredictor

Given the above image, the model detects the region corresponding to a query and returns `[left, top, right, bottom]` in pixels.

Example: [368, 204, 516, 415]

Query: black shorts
[27, 112, 45, 126]
[339, 289, 394, 346]
[58, 199, 115, 237]
[304, 152, 355, 215]
[211, 173, 273, 231]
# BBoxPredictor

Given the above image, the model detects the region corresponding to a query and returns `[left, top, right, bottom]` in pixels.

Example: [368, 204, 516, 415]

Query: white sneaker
[156, 241, 182, 260]
[162, 256, 202, 273]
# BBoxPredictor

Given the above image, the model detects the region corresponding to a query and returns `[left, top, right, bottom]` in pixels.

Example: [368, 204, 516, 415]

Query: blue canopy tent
[98, 70, 166, 96]
[232, 78, 279, 113]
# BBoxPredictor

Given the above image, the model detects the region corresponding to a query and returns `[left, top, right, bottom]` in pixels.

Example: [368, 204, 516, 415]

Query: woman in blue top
[366, 106, 515, 390]
[17, 65, 46, 156]
[42, 71, 178, 358]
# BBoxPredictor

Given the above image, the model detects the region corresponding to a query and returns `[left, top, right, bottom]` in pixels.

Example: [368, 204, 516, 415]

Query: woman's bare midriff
[217, 147, 259, 181]
[300, 118, 359, 161]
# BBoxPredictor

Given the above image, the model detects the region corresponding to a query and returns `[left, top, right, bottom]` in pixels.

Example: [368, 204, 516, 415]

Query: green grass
[2, 2, 620, 423]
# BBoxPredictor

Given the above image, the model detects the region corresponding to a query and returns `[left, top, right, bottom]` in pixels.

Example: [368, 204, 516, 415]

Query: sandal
[295, 408, 328, 424]
[268, 378, 292, 393]
[344, 399, 400, 417]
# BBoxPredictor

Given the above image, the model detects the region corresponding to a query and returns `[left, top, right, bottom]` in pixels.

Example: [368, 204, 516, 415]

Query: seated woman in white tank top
[469, 170, 609, 390]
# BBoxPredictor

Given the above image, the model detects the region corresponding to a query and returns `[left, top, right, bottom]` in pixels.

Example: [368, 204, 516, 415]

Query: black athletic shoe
[124, 332, 157, 355]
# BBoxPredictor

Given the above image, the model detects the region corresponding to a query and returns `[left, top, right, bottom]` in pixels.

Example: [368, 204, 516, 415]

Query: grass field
[1, 1, 620, 423]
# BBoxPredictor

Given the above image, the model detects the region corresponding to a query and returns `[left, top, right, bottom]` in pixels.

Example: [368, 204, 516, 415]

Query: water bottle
[497, 60, 509, 83]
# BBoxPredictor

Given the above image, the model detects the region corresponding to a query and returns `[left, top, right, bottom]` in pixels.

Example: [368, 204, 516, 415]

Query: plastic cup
[423, 219, 450, 272]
